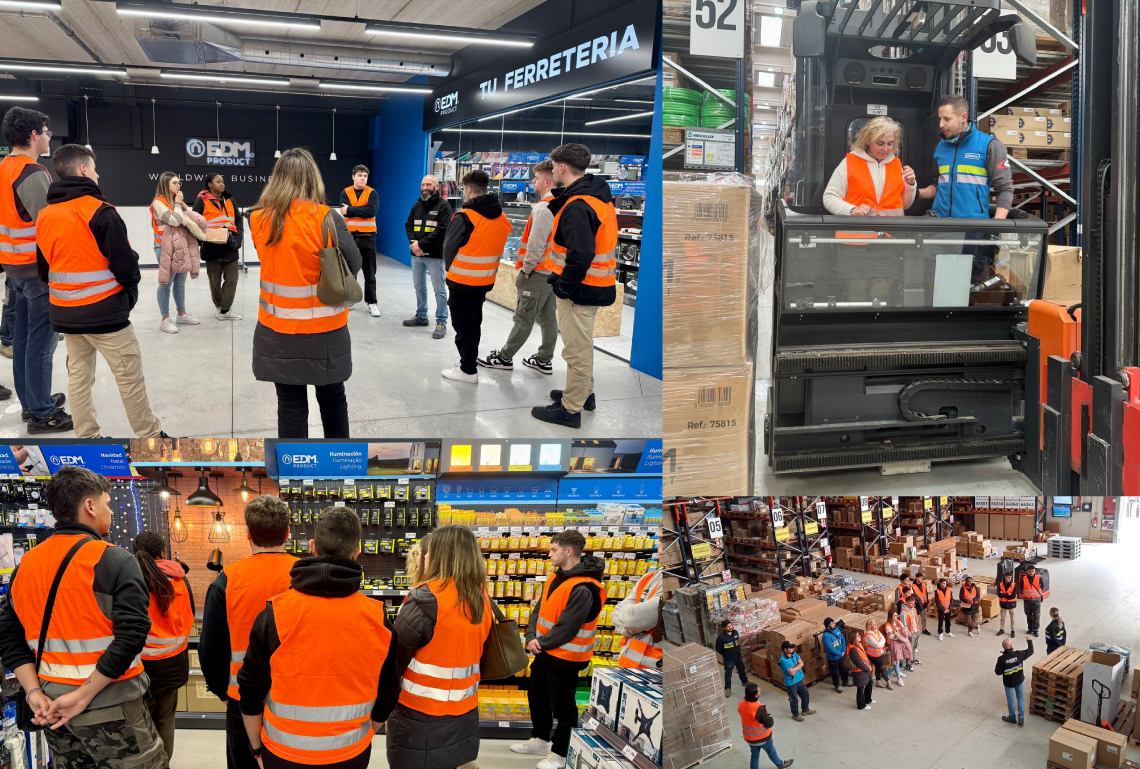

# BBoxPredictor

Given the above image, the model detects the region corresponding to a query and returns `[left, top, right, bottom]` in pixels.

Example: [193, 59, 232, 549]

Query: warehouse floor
[681, 539, 1140, 769]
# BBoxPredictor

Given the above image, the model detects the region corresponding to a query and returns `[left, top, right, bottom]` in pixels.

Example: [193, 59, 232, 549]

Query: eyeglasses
[172, 180, 182, 185]
[36, 129, 52, 139]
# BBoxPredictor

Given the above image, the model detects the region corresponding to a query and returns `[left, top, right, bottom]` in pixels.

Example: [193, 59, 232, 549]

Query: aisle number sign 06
[690, 0, 746, 59]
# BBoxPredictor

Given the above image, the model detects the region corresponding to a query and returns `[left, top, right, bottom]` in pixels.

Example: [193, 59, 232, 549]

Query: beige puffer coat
[158, 206, 206, 285]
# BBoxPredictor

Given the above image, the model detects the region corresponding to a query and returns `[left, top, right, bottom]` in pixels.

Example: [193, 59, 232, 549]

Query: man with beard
[403, 174, 452, 339]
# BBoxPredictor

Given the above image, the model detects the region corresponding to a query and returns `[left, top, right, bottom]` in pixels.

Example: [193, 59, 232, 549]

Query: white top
[822, 148, 917, 215]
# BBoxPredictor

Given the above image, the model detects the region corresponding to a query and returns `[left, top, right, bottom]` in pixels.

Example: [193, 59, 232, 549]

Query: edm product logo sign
[279, 454, 319, 466]
[185, 137, 256, 167]
[434, 91, 459, 116]
[49, 454, 87, 468]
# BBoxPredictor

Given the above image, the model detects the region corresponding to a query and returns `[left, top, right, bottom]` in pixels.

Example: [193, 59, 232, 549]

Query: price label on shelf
[478, 528, 490, 534]
[805, 522, 819, 536]
[397, 478, 409, 485]
[861, 510, 873, 523]
[924, 497, 933, 510]
[774, 528, 791, 542]
[342, 479, 354, 486]
[279, 480, 290, 488]
[489, 554, 501, 560]
[498, 721, 510, 729]
[585, 717, 599, 730]
[691, 542, 713, 559]
[622, 745, 638, 762]
[334, 501, 345, 507]
[497, 576, 509, 581]
[706, 515, 723, 539]
[689, 0, 746, 59]
[406, 532, 415, 538]
[940, 496, 949, 506]
[536, 576, 547, 582]
[511, 527, 523, 535]
[384, 501, 395, 508]
[509, 553, 521, 560]
[302, 479, 314, 487]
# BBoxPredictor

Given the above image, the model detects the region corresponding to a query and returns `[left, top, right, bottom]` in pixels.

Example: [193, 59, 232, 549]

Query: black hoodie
[237, 556, 399, 720]
[546, 173, 617, 307]
[35, 176, 140, 335]
[442, 191, 506, 294]
[525, 554, 606, 672]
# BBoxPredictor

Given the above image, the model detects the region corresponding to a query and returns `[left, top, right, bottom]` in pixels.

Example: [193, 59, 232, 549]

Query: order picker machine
[764, 0, 1045, 475]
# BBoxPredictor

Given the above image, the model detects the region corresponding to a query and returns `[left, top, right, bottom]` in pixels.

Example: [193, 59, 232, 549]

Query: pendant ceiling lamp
[329, 108, 337, 161]
[147, 472, 180, 497]
[186, 470, 223, 507]
[274, 105, 281, 159]
[208, 511, 230, 543]
[170, 506, 188, 543]
[150, 98, 159, 154]
[231, 470, 253, 501]
[206, 548, 224, 571]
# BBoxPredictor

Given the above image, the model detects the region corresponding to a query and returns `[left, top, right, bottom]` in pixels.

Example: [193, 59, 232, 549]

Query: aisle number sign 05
[690, 0, 746, 59]
[691, 542, 713, 559]
[706, 514, 724, 540]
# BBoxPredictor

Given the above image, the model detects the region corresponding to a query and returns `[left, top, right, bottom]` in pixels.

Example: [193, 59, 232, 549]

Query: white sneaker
[442, 366, 479, 384]
[368, 303, 380, 317]
[938, 633, 944, 641]
[537, 754, 566, 769]
[899, 671, 906, 678]
[215, 310, 242, 320]
[160, 317, 178, 334]
[176, 312, 200, 325]
[863, 704, 872, 710]
[897, 678, 905, 686]
[510, 738, 552, 756]
[947, 632, 955, 638]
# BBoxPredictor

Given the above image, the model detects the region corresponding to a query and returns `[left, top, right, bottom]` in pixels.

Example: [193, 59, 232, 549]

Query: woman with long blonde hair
[823, 117, 917, 216]
[249, 148, 361, 438]
[377, 525, 492, 769]
[406, 531, 433, 585]
[151, 171, 205, 333]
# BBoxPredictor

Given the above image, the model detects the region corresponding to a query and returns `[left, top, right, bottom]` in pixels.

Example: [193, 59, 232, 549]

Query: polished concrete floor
[684, 537, 1140, 769]
[0, 256, 660, 439]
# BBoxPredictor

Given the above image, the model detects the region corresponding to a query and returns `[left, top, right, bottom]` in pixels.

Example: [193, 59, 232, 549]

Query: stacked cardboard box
[759, 619, 828, 687]
[663, 645, 734, 769]
[1057, 719, 1128, 769]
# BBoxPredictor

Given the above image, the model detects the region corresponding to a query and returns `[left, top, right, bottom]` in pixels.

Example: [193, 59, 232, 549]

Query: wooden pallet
[1111, 698, 1135, 736]
[1031, 703, 1076, 723]
[1009, 147, 1071, 161]
[1032, 646, 1088, 686]
[1032, 680, 1081, 701]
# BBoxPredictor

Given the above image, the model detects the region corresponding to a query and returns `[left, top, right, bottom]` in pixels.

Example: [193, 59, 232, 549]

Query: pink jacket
[159, 208, 206, 285]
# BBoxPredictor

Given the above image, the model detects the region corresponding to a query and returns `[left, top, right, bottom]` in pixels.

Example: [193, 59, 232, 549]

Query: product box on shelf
[185, 674, 226, 713]
[617, 674, 663, 764]
[590, 667, 654, 730]
[567, 729, 631, 769]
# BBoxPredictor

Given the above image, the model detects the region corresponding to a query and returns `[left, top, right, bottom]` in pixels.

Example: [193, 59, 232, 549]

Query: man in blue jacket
[821, 617, 849, 693]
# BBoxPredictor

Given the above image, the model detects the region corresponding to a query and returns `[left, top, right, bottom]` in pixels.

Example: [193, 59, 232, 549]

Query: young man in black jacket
[995, 638, 1033, 725]
[403, 174, 452, 338]
[716, 619, 748, 697]
[35, 144, 163, 439]
[340, 165, 381, 317]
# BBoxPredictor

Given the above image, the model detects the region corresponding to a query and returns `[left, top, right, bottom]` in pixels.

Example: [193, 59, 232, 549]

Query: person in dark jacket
[0, 466, 164, 767]
[192, 173, 244, 321]
[847, 631, 874, 711]
[339, 165, 381, 316]
[1045, 608, 1067, 654]
[716, 619, 748, 697]
[738, 683, 793, 769]
[995, 637, 1033, 725]
[36, 144, 163, 438]
[532, 143, 618, 429]
[403, 174, 452, 338]
[821, 617, 850, 692]
[959, 575, 981, 636]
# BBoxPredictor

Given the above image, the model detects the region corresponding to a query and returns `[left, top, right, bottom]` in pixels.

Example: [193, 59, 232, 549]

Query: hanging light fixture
[230, 470, 253, 502]
[186, 470, 223, 507]
[83, 95, 92, 151]
[147, 471, 180, 498]
[150, 98, 159, 154]
[208, 511, 230, 543]
[329, 108, 337, 161]
[206, 548, 224, 571]
[170, 505, 188, 543]
[274, 105, 281, 159]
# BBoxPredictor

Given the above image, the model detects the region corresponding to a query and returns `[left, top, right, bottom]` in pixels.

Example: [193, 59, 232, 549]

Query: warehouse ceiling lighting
[0, 94, 38, 101]
[0, 61, 128, 76]
[116, 2, 320, 32]
[319, 82, 433, 94]
[583, 110, 654, 126]
[364, 21, 534, 48]
[0, 1, 61, 9]
[439, 128, 651, 138]
[759, 16, 784, 47]
[160, 71, 290, 87]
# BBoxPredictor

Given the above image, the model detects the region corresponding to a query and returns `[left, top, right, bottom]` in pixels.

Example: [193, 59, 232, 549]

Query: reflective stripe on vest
[515, 195, 553, 273]
[142, 577, 194, 661]
[932, 125, 993, 218]
[343, 187, 376, 232]
[1019, 575, 1043, 600]
[0, 155, 48, 265]
[738, 700, 772, 743]
[911, 581, 928, 603]
[903, 607, 919, 634]
[204, 196, 237, 232]
[619, 570, 662, 669]
[546, 194, 618, 286]
[225, 553, 295, 700]
[446, 209, 511, 287]
[936, 588, 953, 612]
[252, 202, 350, 335]
[863, 629, 885, 656]
[38, 196, 125, 307]
[151, 198, 168, 248]
[535, 574, 608, 663]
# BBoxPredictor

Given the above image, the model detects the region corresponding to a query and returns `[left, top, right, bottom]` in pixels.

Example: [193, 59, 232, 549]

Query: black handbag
[17, 537, 92, 731]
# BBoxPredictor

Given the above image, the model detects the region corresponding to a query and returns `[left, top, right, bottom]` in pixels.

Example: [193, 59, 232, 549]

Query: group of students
[0, 465, 662, 769]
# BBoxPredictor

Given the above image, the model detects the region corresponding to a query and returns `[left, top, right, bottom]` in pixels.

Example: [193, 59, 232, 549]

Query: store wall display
[129, 438, 265, 464]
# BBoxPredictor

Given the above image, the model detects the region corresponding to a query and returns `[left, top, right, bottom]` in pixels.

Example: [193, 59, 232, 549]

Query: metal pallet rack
[897, 496, 954, 547]
[721, 496, 832, 587]
[662, 497, 731, 590]
[825, 496, 900, 570]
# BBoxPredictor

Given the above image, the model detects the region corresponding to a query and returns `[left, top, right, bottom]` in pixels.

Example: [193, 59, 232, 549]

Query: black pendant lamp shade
[147, 472, 181, 497]
[207, 548, 224, 571]
[187, 470, 223, 507]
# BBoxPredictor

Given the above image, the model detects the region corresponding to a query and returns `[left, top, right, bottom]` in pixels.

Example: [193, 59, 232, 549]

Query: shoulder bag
[316, 210, 364, 307]
[17, 537, 93, 732]
[480, 600, 528, 681]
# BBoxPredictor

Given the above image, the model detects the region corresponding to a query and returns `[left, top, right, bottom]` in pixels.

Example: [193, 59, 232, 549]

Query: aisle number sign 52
[690, 0, 746, 59]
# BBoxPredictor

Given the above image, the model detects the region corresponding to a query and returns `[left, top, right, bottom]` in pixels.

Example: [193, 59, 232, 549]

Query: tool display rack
[720, 497, 832, 589]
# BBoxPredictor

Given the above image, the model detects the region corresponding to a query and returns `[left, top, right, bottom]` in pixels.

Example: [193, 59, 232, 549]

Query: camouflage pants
[44, 695, 166, 769]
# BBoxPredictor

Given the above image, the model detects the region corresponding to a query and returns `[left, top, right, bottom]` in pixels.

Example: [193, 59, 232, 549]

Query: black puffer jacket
[547, 174, 618, 307]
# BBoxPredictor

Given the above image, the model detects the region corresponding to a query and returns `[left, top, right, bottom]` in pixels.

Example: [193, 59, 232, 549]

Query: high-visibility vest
[902, 606, 919, 634]
[515, 195, 553, 273]
[863, 628, 886, 657]
[0, 154, 47, 266]
[894, 584, 912, 605]
[142, 577, 194, 660]
[961, 584, 979, 606]
[911, 580, 929, 604]
[849, 642, 870, 670]
[618, 570, 662, 669]
[933, 125, 993, 218]
[342, 186, 375, 233]
[1019, 574, 1043, 601]
[37, 196, 125, 308]
[446, 209, 511, 287]
[536, 574, 608, 663]
[203, 195, 237, 232]
[398, 578, 492, 717]
[737, 700, 772, 743]
[260, 588, 389, 764]
[224, 552, 295, 700]
[150, 198, 166, 249]
[252, 202, 349, 335]
[998, 579, 1018, 607]
[10, 533, 144, 685]
[546, 195, 618, 287]
[935, 587, 953, 612]
[844, 154, 905, 215]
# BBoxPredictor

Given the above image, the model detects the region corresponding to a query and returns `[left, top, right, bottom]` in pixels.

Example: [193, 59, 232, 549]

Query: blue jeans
[1005, 683, 1025, 721]
[9, 275, 59, 419]
[411, 255, 447, 323]
[157, 272, 188, 316]
[1, 276, 14, 346]
[786, 680, 809, 716]
[750, 739, 783, 769]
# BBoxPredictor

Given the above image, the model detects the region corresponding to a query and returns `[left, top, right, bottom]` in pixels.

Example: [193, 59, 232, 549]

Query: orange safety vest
[446, 209, 511, 287]
[150, 198, 167, 250]
[902, 606, 919, 634]
[203, 195, 237, 232]
[863, 627, 886, 657]
[11, 534, 145, 685]
[998, 578, 1018, 605]
[1019, 574, 1043, 600]
[260, 588, 389, 764]
[142, 577, 194, 660]
[536, 574, 608, 663]
[837, 153, 906, 241]
[515, 194, 553, 272]
[961, 584, 979, 605]
[225, 552, 295, 700]
[737, 699, 772, 743]
[342, 186, 376, 233]
[0, 154, 48, 266]
[253, 202, 349, 335]
[935, 587, 953, 612]
[545, 195, 618, 286]
[398, 578, 492, 716]
[618, 570, 662, 669]
[37, 196, 125, 308]
[894, 584, 912, 605]
[849, 642, 870, 670]
[911, 580, 929, 603]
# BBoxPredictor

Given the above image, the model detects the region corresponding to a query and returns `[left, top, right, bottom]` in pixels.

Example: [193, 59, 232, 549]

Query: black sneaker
[478, 350, 514, 370]
[402, 316, 429, 327]
[0, 383, 11, 401]
[550, 389, 596, 411]
[523, 354, 553, 375]
[531, 402, 581, 428]
[22, 392, 66, 422]
[996, 629, 1005, 636]
[432, 322, 446, 339]
[28, 408, 73, 434]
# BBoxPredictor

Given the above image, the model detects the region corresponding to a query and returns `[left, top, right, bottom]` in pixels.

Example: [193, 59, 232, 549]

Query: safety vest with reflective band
[10, 534, 144, 685]
[142, 577, 194, 660]
[902, 606, 919, 634]
[1001, 655, 1024, 677]
[911, 580, 929, 604]
[398, 578, 492, 716]
[0, 155, 48, 266]
[203, 195, 237, 232]
[545, 195, 618, 287]
[998, 579, 1019, 608]
[342, 187, 375, 233]
[863, 627, 886, 657]
[225, 552, 295, 700]
[446, 209, 511, 287]
[515, 195, 553, 273]
[260, 588, 389, 764]
[932, 125, 993, 218]
[894, 584, 912, 606]
[253, 202, 349, 335]
[961, 584, 979, 606]
[618, 569, 662, 669]
[536, 574, 608, 663]
[849, 642, 870, 671]
[737, 700, 772, 743]
[1019, 574, 1043, 601]
[150, 198, 168, 249]
[935, 587, 953, 613]
[37, 195, 125, 308]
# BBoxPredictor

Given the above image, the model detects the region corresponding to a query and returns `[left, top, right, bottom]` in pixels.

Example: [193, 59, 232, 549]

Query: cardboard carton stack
[1053, 719, 1129, 769]
[983, 104, 1071, 155]
[663, 645, 734, 769]
[756, 619, 828, 688]
[955, 532, 996, 558]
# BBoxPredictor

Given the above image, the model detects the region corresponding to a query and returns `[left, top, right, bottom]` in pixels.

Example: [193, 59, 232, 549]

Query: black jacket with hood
[547, 174, 617, 307]
[193, 189, 243, 263]
[404, 192, 452, 259]
[35, 176, 140, 335]
[442, 192, 506, 294]
[525, 555, 606, 673]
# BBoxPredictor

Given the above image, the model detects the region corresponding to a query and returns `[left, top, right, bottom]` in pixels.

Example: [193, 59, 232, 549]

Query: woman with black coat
[848, 630, 875, 711]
